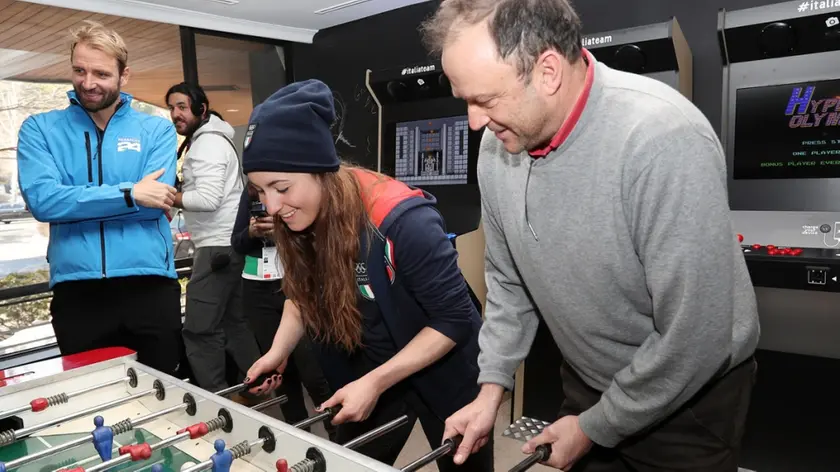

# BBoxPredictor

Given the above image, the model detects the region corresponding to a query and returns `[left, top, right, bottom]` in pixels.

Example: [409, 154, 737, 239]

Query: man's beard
[177, 118, 201, 137]
[74, 85, 120, 113]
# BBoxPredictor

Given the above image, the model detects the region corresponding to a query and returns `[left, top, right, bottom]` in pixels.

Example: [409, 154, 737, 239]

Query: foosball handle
[91, 416, 114, 461]
[210, 439, 234, 472]
[444, 435, 462, 452]
[243, 374, 272, 390]
[508, 444, 552, 472]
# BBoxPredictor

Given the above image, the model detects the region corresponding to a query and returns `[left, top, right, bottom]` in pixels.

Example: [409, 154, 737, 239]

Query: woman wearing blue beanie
[241, 79, 493, 471]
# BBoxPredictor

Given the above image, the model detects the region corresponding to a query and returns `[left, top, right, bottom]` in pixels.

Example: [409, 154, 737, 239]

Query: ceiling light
[226, 109, 239, 112]
[205, 0, 239, 5]
[315, 0, 375, 15]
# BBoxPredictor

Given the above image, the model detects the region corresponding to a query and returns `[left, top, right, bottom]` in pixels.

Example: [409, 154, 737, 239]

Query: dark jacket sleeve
[230, 187, 261, 255]
[387, 205, 479, 347]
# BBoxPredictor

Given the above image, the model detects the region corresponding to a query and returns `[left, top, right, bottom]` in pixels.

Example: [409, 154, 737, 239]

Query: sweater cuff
[477, 370, 514, 391]
[577, 401, 624, 448]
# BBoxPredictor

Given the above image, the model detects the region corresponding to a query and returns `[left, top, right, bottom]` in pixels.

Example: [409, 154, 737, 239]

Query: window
[0, 2, 184, 357]
[0, 3, 292, 363]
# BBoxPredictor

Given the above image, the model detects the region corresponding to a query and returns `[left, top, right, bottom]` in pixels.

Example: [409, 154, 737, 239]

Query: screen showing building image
[395, 115, 469, 186]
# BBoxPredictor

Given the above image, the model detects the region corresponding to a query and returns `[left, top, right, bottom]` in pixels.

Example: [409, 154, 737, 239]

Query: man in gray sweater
[422, 1, 761, 470]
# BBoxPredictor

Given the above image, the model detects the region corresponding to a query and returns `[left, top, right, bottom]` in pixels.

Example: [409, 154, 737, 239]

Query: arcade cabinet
[515, 16, 695, 427]
[719, 2, 840, 470]
[364, 65, 487, 309]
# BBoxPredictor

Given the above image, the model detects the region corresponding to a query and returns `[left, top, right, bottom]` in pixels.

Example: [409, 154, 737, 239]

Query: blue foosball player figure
[91, 416, 113, 461]
[210, 439, 233, 472]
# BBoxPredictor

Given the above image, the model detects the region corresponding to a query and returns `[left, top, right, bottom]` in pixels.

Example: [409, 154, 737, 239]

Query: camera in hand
[250, 201, 268, 218]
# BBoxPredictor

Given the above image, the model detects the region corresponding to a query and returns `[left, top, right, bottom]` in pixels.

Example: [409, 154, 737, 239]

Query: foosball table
[0, 348, 459, 472]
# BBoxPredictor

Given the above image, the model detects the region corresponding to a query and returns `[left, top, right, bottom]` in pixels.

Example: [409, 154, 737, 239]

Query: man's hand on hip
[443, 383, 504, 465]
[134, 168, 176, 211]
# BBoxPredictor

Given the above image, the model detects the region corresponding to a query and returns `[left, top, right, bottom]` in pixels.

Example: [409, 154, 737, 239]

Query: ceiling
[0, 0, 294, 126]
[0, 0, 431, 127]
[21, 0, 431, 43]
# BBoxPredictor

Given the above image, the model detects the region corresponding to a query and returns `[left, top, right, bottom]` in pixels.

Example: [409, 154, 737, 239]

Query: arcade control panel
[738, 233, 840, 292]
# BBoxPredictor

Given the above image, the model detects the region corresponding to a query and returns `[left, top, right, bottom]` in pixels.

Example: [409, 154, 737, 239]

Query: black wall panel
[290, 0, 792, 162]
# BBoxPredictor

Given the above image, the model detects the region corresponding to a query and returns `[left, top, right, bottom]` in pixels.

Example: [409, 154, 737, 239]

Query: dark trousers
[50, 275, 183, 377]
[334, 386, 495, 472]
[241, 277, 334, 434]
[183, 246, 261, 391]
[564, 357, 757, 472]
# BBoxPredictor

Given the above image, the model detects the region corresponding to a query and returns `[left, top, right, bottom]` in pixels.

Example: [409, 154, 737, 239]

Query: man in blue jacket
[16, 21, 183, 376]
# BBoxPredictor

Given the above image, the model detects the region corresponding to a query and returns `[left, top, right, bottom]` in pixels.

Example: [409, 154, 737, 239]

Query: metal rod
[214, 383, 246, 397]
[85, 432, 190, 472]
[343, 415, 410, 450]
[4, 436, 91, 469]
[508, 444, 551, 472]
[66, 377, 129, 400]
[292, 406, 339, 430]
[179, 438, 266, 472]
[4, 402, 188, 470]
[0, 388, 158, 446]
[132, 402, 189, 425]
[0, 403, 34, 421]
[0, 376, 129, 421]
[400, 436, 459, 472]
[252, 395, 288, 412]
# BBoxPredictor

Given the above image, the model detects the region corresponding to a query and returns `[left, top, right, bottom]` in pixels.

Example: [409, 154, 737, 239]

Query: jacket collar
[67, 90, 133, 118]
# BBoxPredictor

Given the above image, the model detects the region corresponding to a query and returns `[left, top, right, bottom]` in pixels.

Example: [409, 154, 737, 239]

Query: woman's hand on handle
[245, 299, 306, 395]
[244, 354, 288, 395]
[317, 374, 384, 425]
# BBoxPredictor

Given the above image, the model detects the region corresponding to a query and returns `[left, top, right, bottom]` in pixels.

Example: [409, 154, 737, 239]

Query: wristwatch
[119, 182, 135, 208]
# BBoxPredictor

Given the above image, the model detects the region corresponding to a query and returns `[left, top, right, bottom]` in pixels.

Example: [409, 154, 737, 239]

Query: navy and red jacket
[317, 169, 483, 422]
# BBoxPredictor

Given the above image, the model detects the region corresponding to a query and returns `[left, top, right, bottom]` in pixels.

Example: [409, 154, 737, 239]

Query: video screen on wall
[733, 78, 840, 180]
[394, 115, 469, 187]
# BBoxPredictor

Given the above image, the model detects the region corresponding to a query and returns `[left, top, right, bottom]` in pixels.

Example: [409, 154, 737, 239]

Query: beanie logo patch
[244, 123, 257, 149]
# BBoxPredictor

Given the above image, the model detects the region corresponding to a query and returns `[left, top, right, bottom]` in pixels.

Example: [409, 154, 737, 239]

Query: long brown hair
[273, 164, 383, 352]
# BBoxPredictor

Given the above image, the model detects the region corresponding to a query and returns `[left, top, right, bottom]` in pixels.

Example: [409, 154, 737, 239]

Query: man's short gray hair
[420, 0, 584, 79]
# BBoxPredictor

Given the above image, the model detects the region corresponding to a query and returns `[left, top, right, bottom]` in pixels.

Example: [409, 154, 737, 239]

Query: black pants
[241, 278, 334, 433]
[50, 275, 183, 377]
[183, 246, 262, 391]
[334, 386, 495, 472]
[564, 357, 757, 472]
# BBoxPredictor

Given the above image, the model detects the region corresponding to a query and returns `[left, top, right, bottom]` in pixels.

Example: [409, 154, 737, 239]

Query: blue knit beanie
[242, 79, 339, 174]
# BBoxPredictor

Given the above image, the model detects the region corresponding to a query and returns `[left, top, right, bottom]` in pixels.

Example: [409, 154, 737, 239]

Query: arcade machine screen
[734, 78, 840, 180]
[394, 115, 470, 186]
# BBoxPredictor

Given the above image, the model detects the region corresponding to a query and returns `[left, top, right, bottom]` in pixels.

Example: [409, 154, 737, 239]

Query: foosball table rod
[180, 414, 411, 472]
[508, 444, 552, 472]
[278, 415, 411, 472]
[399, 435, 462, 472]
[62, 412, 232, 472]
[290, 407, 341, 431]
[251, 395, 289, 413]
[0, 373, 137, 421]
[0, 379, 172, 447]
[1, 400, 190, 471]
[214, 373, 273, 398]
[7, 391, 288, 472]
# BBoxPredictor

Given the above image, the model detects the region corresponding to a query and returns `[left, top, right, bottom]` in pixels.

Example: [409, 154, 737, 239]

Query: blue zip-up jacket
[316, 169, 483, 422]
[17, 91, 178, 287]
